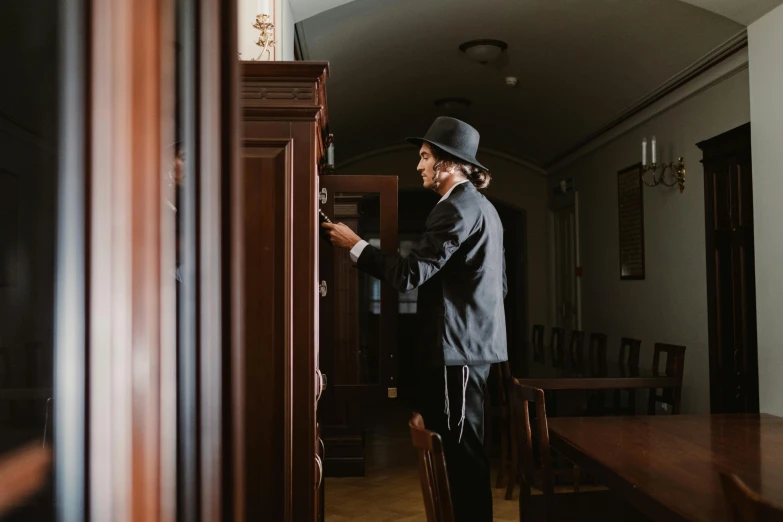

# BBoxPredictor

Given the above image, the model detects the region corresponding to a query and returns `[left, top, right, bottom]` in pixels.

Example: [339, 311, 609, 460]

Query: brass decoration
[641, 157, 686, 193]
[388, 387, 398, 399]
[252, 14, 276, 61]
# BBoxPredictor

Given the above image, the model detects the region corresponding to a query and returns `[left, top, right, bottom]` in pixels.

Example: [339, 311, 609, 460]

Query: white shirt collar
[437, 179, 470, 204]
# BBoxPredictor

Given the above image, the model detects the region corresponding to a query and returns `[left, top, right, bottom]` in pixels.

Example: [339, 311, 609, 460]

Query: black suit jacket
[357, 182, 508, 367]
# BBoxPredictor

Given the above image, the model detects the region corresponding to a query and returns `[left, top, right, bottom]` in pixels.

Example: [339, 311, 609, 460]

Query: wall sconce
[641, 136, 686, 193]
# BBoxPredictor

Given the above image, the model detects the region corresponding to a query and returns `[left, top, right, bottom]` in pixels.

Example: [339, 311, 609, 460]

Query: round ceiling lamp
[434, 98, 471, 116]
[459, 39, 508, 64]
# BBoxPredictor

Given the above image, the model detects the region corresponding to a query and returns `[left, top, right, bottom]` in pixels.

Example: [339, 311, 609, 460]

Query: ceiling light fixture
[433, 98, 471, 116]
[459, 39, 508, 64]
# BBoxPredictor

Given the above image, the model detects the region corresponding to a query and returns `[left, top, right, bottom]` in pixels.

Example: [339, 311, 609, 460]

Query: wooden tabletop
[548, 414, 783, 522]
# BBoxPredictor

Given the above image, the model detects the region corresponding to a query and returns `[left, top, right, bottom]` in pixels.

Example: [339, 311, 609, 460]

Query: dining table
[547, 413, 783, 522]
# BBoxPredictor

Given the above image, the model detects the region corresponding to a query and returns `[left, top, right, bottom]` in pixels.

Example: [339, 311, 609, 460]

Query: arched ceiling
[296, 0, 778, 167]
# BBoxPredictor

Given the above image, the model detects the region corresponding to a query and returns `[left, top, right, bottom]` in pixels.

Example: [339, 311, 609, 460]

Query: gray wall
[749, 4, 783, 416]
[551, 68, 751, 414]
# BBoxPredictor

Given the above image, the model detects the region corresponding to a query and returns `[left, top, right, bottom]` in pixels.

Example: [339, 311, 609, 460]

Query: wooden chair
[584, 333, 608, 415]
[568, 330, 585, 368]
[587, 333, 608, 373]
[488, 361, 520, 499]
[647, 343, 686, 415]
[509, 380, 609, 521]
[614, 337, 642, 415]
[531, 324, 545, 362]
[720, 472, 783, 521]
[409, 413, 455, 522]
[550, 327, 566, 367]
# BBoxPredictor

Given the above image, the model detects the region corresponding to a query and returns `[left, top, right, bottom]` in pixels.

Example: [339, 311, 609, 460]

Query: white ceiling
[292, 0, 783, 25]
[678, 0, 783, 25]
[300, 0, 755, 166]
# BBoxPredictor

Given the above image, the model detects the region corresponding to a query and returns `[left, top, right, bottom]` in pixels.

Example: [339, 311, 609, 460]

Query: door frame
[549, 188, 582, 331]
[56, 0, 237, 518]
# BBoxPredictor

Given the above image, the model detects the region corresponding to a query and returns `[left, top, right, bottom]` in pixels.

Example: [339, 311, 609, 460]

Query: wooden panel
[290, 118, 318, 522]
[548, 414, 783, 522]
[243, 144, 290, 521]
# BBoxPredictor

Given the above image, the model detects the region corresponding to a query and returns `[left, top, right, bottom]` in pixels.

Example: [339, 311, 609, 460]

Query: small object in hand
[319, 209, 333, 242]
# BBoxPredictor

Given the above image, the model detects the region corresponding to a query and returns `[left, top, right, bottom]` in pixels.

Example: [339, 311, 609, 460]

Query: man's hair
[429, 145, 491, 190]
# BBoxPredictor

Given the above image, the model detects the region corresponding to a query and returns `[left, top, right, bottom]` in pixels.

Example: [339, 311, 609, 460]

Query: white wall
[281, 0, 295, 60]
[749, 4, 783, 416]
[238, 0, 294, 61]
[337, 148, 551, 333]
[551, 69, 751, 414]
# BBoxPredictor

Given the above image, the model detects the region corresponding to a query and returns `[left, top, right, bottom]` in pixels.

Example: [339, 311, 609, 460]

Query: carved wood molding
[242, 82, 315, 102]
[242, 106, 323, 121]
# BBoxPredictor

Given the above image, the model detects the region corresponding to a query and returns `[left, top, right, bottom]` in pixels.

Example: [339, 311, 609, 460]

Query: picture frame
[617, 163, 645, 280]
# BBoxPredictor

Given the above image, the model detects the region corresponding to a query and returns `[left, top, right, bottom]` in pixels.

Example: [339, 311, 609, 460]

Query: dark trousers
[419, 364, 493, 522]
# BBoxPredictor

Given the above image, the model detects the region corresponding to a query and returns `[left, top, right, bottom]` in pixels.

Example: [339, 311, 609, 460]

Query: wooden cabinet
[240, 61, 329, 521]
[239, 63, 401, 522]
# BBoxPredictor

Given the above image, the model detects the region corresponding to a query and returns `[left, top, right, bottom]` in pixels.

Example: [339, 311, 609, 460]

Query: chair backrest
[652, 343, 686, 380]
[409, 413, 455, 522]
[619, 337, 642, 368]
[532, 324, 545, 362]
[588, 333, 608, 373]
[510, 380, 553, 499]
[720, 472, 783, 522]
[568, 330, 585, 367]
[649, 343, 687, 414]
[550, 327, 565, 367]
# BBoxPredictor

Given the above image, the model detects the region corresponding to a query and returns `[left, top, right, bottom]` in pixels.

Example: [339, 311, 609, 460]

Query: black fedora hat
[406, 116, 487, 171]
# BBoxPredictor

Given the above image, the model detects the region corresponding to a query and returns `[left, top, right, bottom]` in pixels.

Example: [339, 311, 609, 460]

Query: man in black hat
[322, 116, 507, 521]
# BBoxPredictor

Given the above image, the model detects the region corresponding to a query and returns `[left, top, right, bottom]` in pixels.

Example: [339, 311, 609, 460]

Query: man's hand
[321, 222, 362, 249]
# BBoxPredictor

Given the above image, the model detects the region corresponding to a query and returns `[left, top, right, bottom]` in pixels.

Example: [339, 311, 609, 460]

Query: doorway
[551, 193, 581, 331]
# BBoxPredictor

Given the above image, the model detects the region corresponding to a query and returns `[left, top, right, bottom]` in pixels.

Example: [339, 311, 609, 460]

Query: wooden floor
[324, 403, 519, 522]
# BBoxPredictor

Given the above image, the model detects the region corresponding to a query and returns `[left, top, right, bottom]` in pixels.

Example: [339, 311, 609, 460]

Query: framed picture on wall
[617, 163, 645, 280]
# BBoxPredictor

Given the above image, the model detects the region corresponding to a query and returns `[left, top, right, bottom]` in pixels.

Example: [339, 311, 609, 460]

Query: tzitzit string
[444, 365, 470, 443]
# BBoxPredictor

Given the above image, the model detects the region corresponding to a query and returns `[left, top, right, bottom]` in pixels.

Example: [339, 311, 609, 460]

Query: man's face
[417, 143, 438, 190]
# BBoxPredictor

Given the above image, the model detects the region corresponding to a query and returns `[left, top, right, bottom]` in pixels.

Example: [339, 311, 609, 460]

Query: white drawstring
[444, 366, 451, 431]
[444, 365, 471, 443]
[458, 365, 469, 443]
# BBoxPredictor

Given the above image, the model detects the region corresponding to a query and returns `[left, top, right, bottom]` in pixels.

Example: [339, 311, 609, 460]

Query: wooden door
[319, 175, 399, 402]
[317, 175, 398, 478]
[698, 123, 760, 414]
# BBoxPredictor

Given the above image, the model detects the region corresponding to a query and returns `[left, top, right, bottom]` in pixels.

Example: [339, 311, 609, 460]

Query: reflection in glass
[333, 193, 381, 386]
[368, 238, 418, 315]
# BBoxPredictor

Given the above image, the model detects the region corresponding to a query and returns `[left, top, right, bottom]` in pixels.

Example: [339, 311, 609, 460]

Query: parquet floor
[324, 403, 519, 522]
